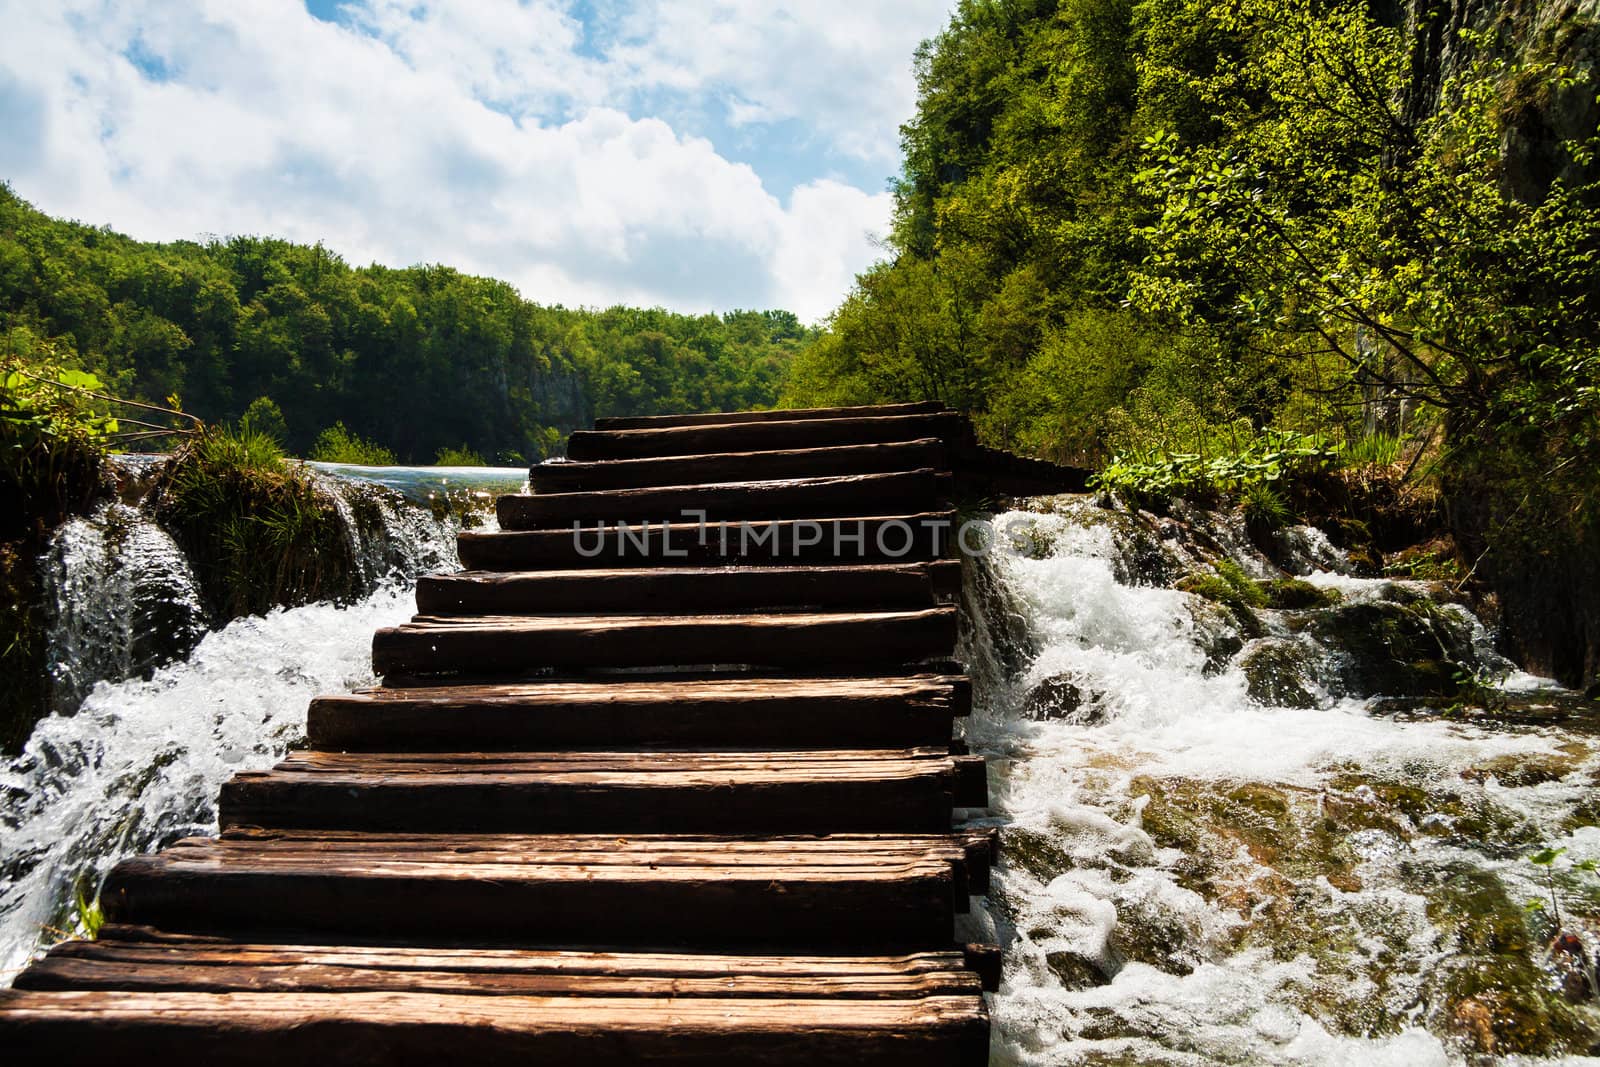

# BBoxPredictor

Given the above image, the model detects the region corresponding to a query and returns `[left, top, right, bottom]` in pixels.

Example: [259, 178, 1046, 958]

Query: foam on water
[966, 507, 1600, 1065]
[0, 585, 417, 975]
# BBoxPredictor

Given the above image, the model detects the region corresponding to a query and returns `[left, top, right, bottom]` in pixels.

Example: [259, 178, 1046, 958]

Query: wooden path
[1, 402, 1001, 1064]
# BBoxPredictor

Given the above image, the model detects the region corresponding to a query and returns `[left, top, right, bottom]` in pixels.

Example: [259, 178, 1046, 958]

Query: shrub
[1094, 428, 1339, 504]
[238, 396, 289, 445]
[308, 422, 396, 466]
[433, 444, 485, 466]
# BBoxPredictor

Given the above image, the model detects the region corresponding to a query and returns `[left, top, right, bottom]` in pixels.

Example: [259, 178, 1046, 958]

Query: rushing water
[0, 465, 513, 976]
[959, 500, 1600, 1063]
[5, 477, 1599, 1059]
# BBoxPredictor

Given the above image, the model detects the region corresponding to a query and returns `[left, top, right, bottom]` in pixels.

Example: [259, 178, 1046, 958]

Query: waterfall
[961, 498, 1600, 1064]
[42, 503, 208, 714]
[0, 464, 512, 975]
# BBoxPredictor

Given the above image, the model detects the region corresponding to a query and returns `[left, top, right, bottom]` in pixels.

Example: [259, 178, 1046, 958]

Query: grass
[157, 426, 357, 619]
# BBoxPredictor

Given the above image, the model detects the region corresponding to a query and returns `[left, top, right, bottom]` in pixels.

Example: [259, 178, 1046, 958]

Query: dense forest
[785, 0, 1600, 688]
[0, 184, 807, 464]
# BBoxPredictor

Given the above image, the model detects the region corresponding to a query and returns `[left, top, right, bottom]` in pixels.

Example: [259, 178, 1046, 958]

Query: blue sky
[0, 0, 956, 320]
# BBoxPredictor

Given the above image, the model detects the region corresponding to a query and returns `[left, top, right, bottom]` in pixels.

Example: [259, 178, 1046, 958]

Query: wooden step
[218, 749, 987, 834]
[308, 675, 971, 752]
[415, 561, 961, 616]
[533, 439, 949, 493]
[595, 401, 945, 430]
[566, 413, 972, 462]
[457, 511, 958, 570]
[98, 831, 995, 949]
[497, 469, 946, 529]
[371, 608, 959, 677]
[0, 988, 989, 1065]
[18, 935, 990, 998]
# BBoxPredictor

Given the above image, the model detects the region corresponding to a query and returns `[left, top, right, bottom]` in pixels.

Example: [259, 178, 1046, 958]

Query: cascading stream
[0, 465, 521, 976]
[961, 499, 1600, 1064]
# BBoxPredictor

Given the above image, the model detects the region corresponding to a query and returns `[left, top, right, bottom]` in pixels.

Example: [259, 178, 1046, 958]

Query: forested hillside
[0, 185, 807, 464]
[785, 0, 1600, 687]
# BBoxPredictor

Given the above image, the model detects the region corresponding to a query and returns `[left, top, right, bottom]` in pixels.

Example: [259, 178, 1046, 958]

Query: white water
[42, 503, 208, 714]
[0, 586, 416, 976]
[963, 506, 1600, 1064]
[1, 466, 489, 976]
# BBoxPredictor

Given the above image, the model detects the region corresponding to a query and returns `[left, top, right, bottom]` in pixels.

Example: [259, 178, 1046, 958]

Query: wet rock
[1460, 750, 1584, 789]
[1003, 826, 1076, 883]
[1415, 864, 1597, 1056]
[1238, 639, 1321, 709]
[1045, 948, 1112, 989]
[1186, 599, 1245, 675]
[1306, 599, 1479, 698]
[1023, 672, 1104, 723]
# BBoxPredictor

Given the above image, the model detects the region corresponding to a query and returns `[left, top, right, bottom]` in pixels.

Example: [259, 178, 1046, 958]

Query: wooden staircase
[0, 402, 996, 1064]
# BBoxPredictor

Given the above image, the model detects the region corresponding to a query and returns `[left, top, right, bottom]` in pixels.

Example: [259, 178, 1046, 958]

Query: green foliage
[73, 886, 104, 940]
[239, 395, 288, 444]
[433, 444, 486, 467]
[785, 0, 1600, 612]
[0, 185, 810, 462]
[0, 354, 113, 541]
[1340, 434, 1403, 470]
[1094, 428, 1338, 500]
[156, 427, 355, 618]
[309, 422, 396, 466]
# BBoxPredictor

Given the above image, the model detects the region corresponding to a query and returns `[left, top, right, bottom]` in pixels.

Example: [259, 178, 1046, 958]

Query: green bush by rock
[154, 427, 357, 620]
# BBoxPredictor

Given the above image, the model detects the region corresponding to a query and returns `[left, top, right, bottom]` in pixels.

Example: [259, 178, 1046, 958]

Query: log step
[0, 989, 989, 1065]
[218, 749, 989, 834]
[100, 831, 996, 950]
[307, 674, 971, 752]
[18, 936, 991, 998]
[532, 438, 949, 493]
[457, 511, 959, 570]
[415, 561, 961, 616]
[496, 469, 947, 529]
[595, 401, 945, 430]
[371, 608, 960, 677]
[566, 413, 971, 462]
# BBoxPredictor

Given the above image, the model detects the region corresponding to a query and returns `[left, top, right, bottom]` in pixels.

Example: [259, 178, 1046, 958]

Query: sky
[0, 0, 956, 321]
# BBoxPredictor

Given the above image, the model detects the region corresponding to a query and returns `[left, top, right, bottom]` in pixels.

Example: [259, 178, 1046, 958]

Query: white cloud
[0, 0, 949, 321]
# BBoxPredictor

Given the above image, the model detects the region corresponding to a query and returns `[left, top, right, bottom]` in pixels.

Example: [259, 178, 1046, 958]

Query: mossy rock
[1265, 578, 1341, 610]
[1415, 864, 1596, 1055]
[1002, 826, 1077, 884]
[1177, 560, 1268, 636]
[1306, 599, 1478, 698]
[1238, 639, 1321, 708]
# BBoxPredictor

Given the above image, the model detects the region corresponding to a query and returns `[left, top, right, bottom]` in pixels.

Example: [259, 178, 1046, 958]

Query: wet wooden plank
[414, 561, 961, 617]
[19, 942, 982, 999]
[307, 674, 970, 752]
[218, 749, 970, 834]
[497, 469, 946, 529]
[456, 511, 959, 570]
[99, 832, 976, 950]
[595, 402, 944, 430]
[566, 413, 972, 461]
[532, 439, 949, 493]
[370, 608, 960, 677]
[0, 989, 991, 1066]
